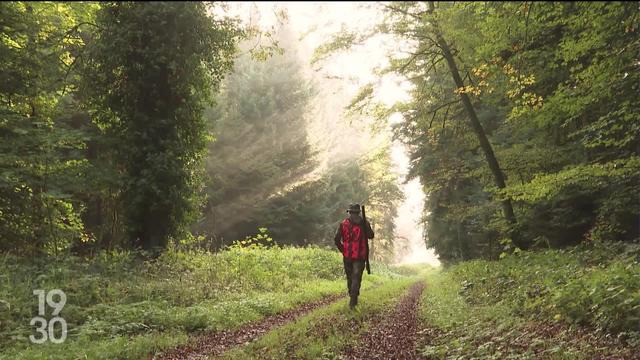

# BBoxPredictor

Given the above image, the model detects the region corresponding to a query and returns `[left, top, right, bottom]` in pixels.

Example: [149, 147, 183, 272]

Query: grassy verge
[220, 266, 435, 360]
[418, 242, 640, 359]
[0, 246, 403, 359]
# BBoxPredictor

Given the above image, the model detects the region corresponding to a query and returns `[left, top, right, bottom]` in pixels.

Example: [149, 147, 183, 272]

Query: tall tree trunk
[427, 3, 524, 248]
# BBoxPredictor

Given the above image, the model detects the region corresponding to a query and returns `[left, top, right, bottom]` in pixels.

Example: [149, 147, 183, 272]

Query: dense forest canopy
[316, 1, 639, 261]
[1, 1, 638, 263]
[0, 2, 403, 262]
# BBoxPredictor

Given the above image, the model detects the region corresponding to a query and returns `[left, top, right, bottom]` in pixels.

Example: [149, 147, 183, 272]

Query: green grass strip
[220, 270, 433, 360]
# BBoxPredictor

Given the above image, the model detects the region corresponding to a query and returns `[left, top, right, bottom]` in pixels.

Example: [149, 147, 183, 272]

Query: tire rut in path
[155, 293, 344, 360]
[342, 281, 426, 360]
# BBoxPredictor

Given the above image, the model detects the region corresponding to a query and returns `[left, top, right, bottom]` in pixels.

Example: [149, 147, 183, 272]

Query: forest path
[154, 293, 344, 360]
[341, 281, 426, 360]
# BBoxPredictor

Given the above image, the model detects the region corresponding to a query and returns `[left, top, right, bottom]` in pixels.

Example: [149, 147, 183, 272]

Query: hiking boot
[349, 296, 358, 310]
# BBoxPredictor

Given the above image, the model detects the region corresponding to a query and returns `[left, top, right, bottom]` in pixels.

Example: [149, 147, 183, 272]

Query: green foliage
[197, 25, 316, 248]
[552, 261, 640, 333]
[371, 1, 640, 260]
[0, 246, 369, 358]
[0, 2, 99, 254]
[419, 244, 640, 358]
[0, 331, 188, 360]
[197, 27, 401, 259]
[0, 2, 244, 254]
[80, 2, 240, 251]
[453, 243, 640, 334]
[311, 29, 358, 65]
[250, 146, 401, 263]
[228, 227, 275, 250]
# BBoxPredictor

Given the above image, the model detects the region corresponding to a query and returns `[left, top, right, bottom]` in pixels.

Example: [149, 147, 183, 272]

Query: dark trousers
[343, 258, 365, 304]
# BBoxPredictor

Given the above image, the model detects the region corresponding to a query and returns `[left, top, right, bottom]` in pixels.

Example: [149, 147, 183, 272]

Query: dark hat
[346, 203, 361, 213]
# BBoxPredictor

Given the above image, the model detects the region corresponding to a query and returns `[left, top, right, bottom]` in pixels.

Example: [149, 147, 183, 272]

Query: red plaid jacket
[334, 218, 374, 260]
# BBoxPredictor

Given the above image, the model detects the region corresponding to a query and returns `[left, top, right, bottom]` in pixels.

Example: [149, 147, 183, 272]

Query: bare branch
[443, 102, 453, 126]
[424, 55, 445, 76]
[524, 1, 534, 43]
[398, 52, 421, 73]
[429, 108, 438, 129]
[384, 4, 424, 20]
[430, 100, 458, 114]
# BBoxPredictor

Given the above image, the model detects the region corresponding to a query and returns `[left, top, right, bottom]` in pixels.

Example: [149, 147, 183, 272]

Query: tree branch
[524, 1, 534, 43]
[429, 99, 458, 114]
[384, 4, 424, 20]
[429, 108, 438, 129]
[398, 51, 422, 73]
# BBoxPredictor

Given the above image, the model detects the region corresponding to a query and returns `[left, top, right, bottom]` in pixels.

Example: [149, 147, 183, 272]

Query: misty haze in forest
[192, 3, 437, 265]
[2, 2, 639, 359]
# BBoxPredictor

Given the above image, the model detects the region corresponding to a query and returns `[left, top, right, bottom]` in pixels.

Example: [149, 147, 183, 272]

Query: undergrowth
[0, 245, 403, 359]
[419, 242, 640, 359]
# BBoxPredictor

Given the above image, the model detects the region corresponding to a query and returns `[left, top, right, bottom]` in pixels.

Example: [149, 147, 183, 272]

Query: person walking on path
[334, 203, 374, 310]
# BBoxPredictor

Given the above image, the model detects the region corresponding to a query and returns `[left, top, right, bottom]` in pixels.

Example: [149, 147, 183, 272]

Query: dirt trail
[342, 281, 426, 360]
[154, 293, 344, 360]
